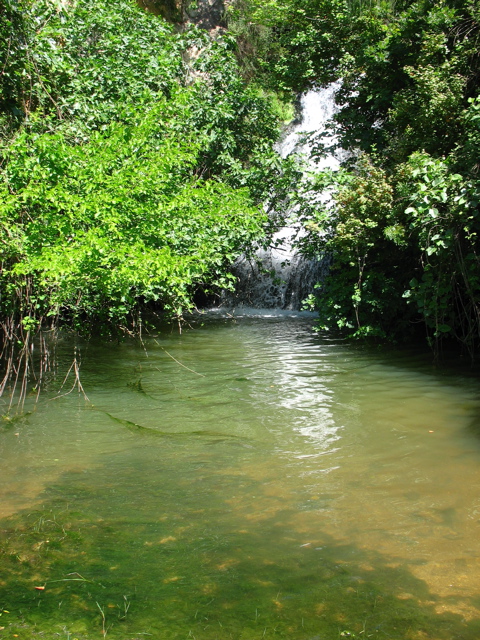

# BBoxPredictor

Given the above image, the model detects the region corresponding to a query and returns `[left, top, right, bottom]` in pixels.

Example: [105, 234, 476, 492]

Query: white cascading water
[223, 83, 342, 311]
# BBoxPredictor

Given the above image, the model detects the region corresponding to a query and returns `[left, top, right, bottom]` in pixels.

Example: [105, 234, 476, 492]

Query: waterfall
[222, 83, 342, 311]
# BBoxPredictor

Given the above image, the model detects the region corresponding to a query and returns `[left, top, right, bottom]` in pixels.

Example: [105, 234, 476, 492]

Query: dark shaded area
[136, 0, 183, 22]
[184, 0, 226, 30]
[1, 453, 480, 639]
[137, 0, 226, 29]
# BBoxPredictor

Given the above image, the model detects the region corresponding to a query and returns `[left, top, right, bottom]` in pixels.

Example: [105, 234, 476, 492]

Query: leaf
[437, 324, 451, 333]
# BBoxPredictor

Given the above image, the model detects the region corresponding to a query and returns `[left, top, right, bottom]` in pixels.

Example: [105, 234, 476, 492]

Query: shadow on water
[1, 458, 480, 640]
[2, 316, 480, 638]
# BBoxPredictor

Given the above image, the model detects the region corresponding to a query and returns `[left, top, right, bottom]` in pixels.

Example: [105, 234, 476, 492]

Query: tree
[0, 0, 287, 399]
[234, 0, 480, 351]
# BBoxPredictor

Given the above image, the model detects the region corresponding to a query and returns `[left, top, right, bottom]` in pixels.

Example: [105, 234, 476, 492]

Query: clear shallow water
[1, 314, 480, 639]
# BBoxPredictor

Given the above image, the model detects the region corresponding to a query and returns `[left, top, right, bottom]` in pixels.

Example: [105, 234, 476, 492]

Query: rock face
[184, 0, 226, 30]
[136, 0, 183, 23]
[136, 0, 226, 30]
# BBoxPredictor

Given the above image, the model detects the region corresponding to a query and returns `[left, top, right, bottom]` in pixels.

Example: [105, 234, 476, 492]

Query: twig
[51, 348, 89, 401]
[153, 342, 205, 377]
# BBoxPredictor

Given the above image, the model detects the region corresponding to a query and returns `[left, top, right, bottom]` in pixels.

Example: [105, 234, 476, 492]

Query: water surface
[1, 313, 480, 639]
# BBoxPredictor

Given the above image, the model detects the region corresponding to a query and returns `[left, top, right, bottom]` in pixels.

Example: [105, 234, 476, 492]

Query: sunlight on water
[1, 315, 480, 639]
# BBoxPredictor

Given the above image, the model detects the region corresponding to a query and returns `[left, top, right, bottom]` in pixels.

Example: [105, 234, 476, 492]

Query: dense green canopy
[230, 0, 480, 352]
[0, 0, 295, 398]
[0, 0, 285, 336]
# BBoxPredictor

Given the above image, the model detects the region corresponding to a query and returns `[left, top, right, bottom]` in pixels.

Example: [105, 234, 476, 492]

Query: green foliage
[235, 0, 480, 350]
[398, 152, 480, 347]
[227, 0, 350, 91]
[0, 0, 284, 198]
[180, 35, 284, 201]
[0, 0, 292, 400]
[1, 0, 183, 137]
[0, 0, 28, 134]
[331, 1, 471, 160]
[298, 158, 414, 338]
[1, 98, 267, 329]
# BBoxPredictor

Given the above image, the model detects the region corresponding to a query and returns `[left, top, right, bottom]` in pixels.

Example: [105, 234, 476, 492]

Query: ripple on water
[1, 315, 480, 638]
